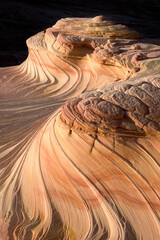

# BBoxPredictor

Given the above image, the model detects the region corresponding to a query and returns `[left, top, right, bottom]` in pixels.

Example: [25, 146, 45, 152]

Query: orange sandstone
[0, 16, 160, 240]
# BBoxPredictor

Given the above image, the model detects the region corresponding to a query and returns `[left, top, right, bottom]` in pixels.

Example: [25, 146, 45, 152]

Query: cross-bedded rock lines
[0, 16, 160, 240]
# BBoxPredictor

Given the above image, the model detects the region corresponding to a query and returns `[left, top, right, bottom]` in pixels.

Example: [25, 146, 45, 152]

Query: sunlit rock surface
[0, 16, 160, 240]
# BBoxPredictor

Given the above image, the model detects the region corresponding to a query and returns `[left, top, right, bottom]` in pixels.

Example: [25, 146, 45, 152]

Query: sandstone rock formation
[0, 16, 160, 240]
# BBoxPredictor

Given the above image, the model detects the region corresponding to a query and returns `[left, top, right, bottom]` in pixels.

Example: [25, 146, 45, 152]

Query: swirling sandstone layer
[0, 16, 160, 240]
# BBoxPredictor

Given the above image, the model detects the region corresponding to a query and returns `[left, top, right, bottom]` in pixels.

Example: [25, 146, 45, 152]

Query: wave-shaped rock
[0, 16, 141, 100]
[0, 16, 160, 240]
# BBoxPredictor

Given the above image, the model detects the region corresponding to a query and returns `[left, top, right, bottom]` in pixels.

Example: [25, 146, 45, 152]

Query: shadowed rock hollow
[0, 16, 160, 240]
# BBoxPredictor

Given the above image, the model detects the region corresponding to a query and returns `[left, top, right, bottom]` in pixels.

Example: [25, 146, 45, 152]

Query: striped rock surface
[0, 16, 160, 240]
